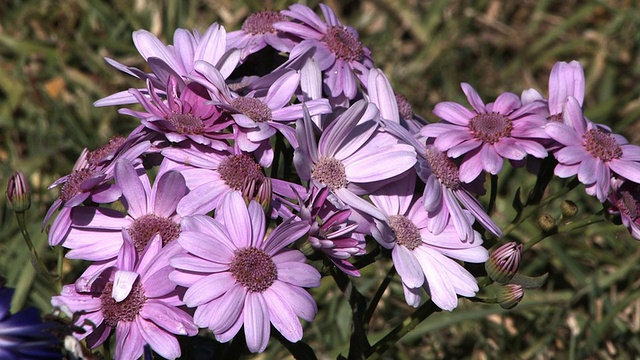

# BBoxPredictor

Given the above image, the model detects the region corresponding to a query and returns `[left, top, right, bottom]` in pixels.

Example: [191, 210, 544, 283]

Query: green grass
[2, 0, 640, 358]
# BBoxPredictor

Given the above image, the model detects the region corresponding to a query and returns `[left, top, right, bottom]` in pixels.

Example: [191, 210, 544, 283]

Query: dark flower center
[241, 11, 287, 35]
[101, 280, 146, 327]
[312, 157, 347, 190]
[167, 113, 205, 135]
[388, 215, 422, 250]
[583, 129, 622, 161]
[230, 247, 277, 292]
[87, 135, 126, 166]
[127, 214, 181, 254]
[60, 168, 95, 202]
[231, 97, 272, 123]
[619, 190, 638, 220]
[218, 154, 265, 191]
[322, 26, 364, 62]
[425, 148, 460, 189]
[395, 94, 413, 121]
[469, 112, 512, 144]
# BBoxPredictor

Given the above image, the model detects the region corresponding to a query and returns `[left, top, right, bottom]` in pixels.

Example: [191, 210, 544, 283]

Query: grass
[2, 0, 640, 358]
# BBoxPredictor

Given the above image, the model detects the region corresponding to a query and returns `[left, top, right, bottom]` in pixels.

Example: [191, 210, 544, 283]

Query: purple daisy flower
[226, 10, 298, 60]
[546, 97, 640, 201]
[194, 61, 332, 166]
[608, 179, 640, 239]
[62, 158, 189, 261]
[0, 283, 62, 359]
[294, 100, 417, 219]
[52, 233, 198, 360]
[121, 76, 232, 147]
[273, 4, 374, 99]
[382, 119, 501, 241]
[170, 192, 319, 353]
[95, 23, 240, 107]
[422, 83, 548, 183]
[46, 134, 151, 246]
[369, 177, 489, 310]
[296, 185, 366, 276]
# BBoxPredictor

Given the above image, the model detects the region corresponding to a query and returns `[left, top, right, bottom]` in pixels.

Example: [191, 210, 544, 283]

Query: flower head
[274, 4, 374, 99]
[608, 179, 640, 239]
[485, 242, 522, 283]
[52, 234, 197, 360]
[6, 171, 30, 213]
[227, 10, 298, 59]
[545, 97, 640, 201]
[170, 192, 319, 353]
[422, 83, 548, 183]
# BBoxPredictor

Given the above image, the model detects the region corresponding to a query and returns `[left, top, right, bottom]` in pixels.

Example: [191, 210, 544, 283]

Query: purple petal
[276, 262, 321, 288]
[151, 171, 187, 218]
[480, 144, 504, 174]
[219, 192, 252, 249]
[183, 272, 236, 307]
[461, 83, 486, 113]
[432, 102, 474, 126]
[136, 317, 181, 360]
[264, 289, 303, 342]
[115, 159, 148, 218]
[392, 245, 425, 288]
[141, 300, 197, 336]
[244, 293, 270, 353]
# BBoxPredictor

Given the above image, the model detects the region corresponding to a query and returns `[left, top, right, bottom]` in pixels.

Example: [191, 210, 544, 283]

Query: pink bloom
[274, 4, 374, 99]
[422, 83, 548, 183]
[545, 97, 640, 201]
[62, 158, 189, 261]
[170, 192, 319, 353]
[608, 179, 640, 240]
[369, 178, 489, 310]
[52, 234, 197, 360]
[227, 10, 298, 59]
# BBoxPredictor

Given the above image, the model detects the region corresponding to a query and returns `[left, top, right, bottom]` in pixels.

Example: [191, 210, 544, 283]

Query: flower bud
[497, 283, 524, 309]
[536, 213, 557, 232]
[485, 242, 522, 283]
[6, 171, 31, 213]
[561, 200, 578, 217]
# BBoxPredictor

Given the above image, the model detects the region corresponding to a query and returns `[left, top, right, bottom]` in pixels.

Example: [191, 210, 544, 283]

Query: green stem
[15, 212, 58, 281]
[503, 178, 580, 237]
[523, 213, 605, 252]
[366, 299, 440, 359]
[363, 266, 396, 325]
[487, 174, 498, 215]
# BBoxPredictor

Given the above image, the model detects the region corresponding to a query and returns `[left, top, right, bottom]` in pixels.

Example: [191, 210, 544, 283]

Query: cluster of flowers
[43, 3, 640, 359]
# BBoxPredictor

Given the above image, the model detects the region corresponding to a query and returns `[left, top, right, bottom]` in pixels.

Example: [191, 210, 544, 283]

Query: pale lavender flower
[273, 4, 374, 99]
[52, 234, 197, 360]
[296, 185, 365, 276]
[62, 158, 189, 261]
[608, 179, 640, 240]
[95, 24, 240, 107]
[226, 10, 298, 59]
[545, 97, 640, 201]
[365, 68, 427, 134]
[422, 83, 548, 183]
[194, 62, 332, 166]
[382, 119, 501, 241]
[46, 134, 151, 246]
[521, 60, 585, 123]
[369, 177, 489, 310]
[294, 100, 416, 219]
[121, 76, 232, 147]
[170, 192, 319, 353]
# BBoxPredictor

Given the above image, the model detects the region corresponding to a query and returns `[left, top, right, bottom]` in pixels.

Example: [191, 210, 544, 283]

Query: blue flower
[0, 285, 62, 359]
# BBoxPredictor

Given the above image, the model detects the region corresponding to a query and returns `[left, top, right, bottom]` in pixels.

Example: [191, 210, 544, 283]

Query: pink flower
[170, 192, 319, 353]
[422, 83, 548, 183]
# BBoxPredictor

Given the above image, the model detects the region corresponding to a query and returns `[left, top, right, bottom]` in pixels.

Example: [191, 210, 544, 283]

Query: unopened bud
[485, 242, 522, 283]
[537, 213, 557, 232]
[497, 283, 524, 309]
[242, 177, 272, 213]
[560, 200, 578, 217]
[6, 171, 31, 213]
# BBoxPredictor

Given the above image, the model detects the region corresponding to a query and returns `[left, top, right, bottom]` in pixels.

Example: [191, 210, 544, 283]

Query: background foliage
[2, 0, 640, 358]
